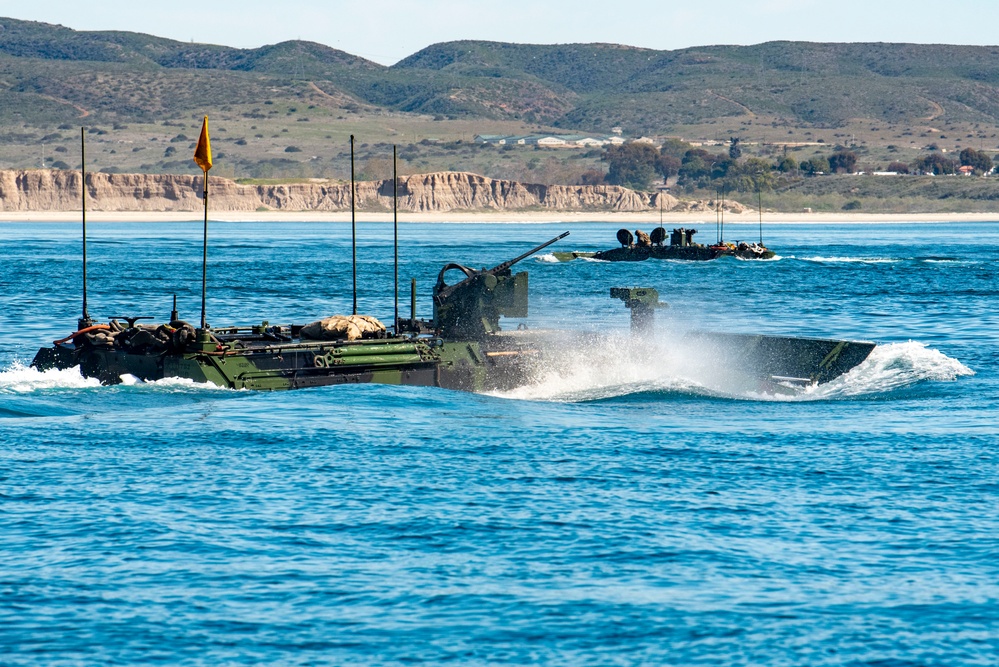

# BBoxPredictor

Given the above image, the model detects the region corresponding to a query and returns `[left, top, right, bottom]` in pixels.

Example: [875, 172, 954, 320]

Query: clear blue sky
[3, 0, 997, 65]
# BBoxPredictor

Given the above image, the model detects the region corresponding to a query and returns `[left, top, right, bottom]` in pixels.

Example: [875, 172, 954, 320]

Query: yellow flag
[194, 115, 212, 172]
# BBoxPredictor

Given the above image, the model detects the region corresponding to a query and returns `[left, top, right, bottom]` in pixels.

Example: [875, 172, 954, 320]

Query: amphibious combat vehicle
[553, 227, 775, 262]
[32, 232, 873, 394]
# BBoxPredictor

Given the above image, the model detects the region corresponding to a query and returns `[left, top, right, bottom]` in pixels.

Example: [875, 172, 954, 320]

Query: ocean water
[1, 219, 995, 666]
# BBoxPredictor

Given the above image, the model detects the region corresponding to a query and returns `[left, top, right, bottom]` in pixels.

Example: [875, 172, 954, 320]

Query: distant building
[535, 136, 567, 146]
[474, 132, 625, 148]
[473, 134, 505, 144]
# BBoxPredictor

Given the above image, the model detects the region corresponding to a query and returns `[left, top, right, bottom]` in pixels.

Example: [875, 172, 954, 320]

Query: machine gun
[433, 232, 569, 339]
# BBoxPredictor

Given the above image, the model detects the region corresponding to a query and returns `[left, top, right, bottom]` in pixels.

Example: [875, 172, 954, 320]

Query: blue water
[1, 220, 995, 665]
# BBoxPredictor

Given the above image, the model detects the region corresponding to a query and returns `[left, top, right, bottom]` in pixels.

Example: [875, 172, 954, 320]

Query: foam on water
[920, 257, 977, 265]
[794, 341, 974, 400]
[496, 351, 695, 403]
[492, 334, 749, 403]
[534, 252, 562, 263]
[0, 362, 101, 393]
[495, 338, 972, 404]
[119, 373, 233, 391]
[798, 255, 901, 264]
[0, 363, 232, 395]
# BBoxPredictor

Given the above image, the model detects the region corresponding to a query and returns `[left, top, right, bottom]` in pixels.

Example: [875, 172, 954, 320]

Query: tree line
[599, 138, 995, 192]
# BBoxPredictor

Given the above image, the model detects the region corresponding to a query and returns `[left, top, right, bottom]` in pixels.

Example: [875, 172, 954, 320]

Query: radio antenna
[393, 144, 399, 334]
[80, 127, 91, 329]
[350, 135, 357, 315]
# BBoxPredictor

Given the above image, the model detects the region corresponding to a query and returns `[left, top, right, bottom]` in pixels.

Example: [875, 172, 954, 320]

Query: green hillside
[394, 40, 999, 130]
[9, 17, 999, 131]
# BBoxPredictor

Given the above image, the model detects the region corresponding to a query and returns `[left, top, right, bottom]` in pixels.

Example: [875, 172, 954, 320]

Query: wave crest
[797, 341, 973, 400]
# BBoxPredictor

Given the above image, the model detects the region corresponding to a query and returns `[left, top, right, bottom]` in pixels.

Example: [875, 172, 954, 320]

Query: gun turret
[433, 232, 569, 339]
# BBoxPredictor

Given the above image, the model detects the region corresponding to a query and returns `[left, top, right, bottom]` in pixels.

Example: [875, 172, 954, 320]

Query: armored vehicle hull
[31, 315, 874, 395]
[31, 325, 539, 393]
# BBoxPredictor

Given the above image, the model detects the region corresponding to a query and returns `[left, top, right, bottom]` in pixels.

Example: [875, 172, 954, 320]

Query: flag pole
[200, 166, 208, 330]
[193, 116, 213, 332]
[350, 134, 357, 316]
[80, 127, 91, 329]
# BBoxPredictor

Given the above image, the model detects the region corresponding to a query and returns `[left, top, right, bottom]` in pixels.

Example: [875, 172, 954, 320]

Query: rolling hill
[6, 17, 999, 130]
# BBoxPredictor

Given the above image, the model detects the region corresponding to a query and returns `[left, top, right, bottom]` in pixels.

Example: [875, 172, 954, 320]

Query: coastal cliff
[0, 169, 748, 214]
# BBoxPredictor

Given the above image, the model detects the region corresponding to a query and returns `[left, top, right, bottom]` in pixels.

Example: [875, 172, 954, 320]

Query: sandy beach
[2, 210, 998, 224]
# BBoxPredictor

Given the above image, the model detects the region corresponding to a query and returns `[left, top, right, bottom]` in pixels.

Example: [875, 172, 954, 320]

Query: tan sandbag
[300, 314, 385, 341]
[300, 315, 360, 340]
[300, 316, 340, 340]
[337, 318, 363, 340]
[348, 315, 386, 336]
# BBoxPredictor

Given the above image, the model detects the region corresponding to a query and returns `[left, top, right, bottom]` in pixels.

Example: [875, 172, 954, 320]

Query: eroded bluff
[0, 169, 705, 213]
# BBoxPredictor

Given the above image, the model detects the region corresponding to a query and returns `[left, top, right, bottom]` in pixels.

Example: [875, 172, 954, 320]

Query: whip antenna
[350, 134, 357, 315]
[659, 192, 664, 236]
[393, 144, 399, 334]
[80, 127, 91, 329]
[720, 186, 725, 243]
[758, 182, 764, 245]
